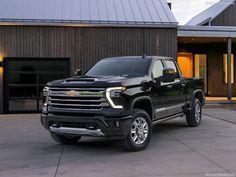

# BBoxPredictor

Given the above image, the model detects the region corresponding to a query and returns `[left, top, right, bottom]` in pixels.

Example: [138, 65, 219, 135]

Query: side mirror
[161, 68, 176, 83]
[74, 69, 82, 76]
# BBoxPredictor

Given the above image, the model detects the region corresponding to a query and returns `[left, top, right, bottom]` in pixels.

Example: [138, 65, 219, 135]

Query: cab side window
[152, 60, 164, 78]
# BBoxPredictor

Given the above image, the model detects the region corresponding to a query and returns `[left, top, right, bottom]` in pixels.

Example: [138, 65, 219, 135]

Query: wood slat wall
[0, 25, 177, 113]
[211, 4, 236, 26]
[0, 26, 177, 72]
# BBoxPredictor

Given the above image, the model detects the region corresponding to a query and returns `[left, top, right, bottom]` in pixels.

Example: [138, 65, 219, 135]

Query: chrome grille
[48, 88, 109, 111]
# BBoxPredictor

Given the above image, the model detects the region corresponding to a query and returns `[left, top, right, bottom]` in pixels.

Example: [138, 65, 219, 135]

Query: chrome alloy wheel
[130, 117, 149, 145]
[195, 102, 201, 123]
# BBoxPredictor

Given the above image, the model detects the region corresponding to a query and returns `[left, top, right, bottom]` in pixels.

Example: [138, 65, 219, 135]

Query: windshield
[85, 58, 151, 77]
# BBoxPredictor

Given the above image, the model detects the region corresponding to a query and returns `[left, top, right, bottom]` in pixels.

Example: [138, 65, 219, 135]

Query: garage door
[4, 58, 70, 113]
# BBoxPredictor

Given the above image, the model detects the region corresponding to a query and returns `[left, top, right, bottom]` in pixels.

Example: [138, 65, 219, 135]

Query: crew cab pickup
[41, 56, 204, 151]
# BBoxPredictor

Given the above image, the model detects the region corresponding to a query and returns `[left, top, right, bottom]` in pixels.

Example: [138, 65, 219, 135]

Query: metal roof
[0, 0, 177, 27]
[178, 25, 236, 37]
[186, 0, 235, 26]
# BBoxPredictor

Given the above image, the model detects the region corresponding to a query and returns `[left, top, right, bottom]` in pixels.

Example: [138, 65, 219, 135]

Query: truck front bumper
[41, 113, 132, 139]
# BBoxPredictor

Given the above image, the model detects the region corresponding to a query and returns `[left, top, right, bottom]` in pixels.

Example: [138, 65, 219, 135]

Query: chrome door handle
[167, 85, 172, 89]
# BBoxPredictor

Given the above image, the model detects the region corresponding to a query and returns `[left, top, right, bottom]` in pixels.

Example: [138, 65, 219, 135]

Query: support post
[227, 37, 232, 101]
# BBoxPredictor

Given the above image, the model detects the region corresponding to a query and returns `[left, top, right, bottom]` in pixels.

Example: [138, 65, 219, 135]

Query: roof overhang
[178, 25, 236, 38]
[0, 19, 178, 28]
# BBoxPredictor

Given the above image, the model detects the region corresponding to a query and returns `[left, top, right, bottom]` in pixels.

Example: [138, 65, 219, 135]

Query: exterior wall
[0, 25, 177, 113]
[0, 67, 2, 113]
[211, 4, 236, 26]
[178, 42, 236, 96]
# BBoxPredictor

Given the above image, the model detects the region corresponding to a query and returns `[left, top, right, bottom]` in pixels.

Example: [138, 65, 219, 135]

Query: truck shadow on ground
[63, 120, 189, 152]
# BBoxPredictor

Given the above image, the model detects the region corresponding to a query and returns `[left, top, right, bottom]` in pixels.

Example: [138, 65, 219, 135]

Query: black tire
[186, 98, 202, 127]
[50, 133, 81, 144]
[121, 109, 152, 151]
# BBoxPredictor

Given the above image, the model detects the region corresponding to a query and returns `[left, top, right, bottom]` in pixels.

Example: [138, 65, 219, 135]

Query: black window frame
[4, 57, 70, 113]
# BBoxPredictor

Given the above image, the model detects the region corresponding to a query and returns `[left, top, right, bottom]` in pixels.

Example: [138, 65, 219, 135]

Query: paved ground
[0, 109, 236, 177]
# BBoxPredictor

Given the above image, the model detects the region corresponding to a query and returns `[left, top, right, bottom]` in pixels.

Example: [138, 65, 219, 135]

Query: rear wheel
[186, 98, 202, 127]
[121, 109, 152, 151]
[50, 133, 81, 144]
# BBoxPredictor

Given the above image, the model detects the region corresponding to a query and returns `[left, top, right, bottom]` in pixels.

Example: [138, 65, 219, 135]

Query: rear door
[162, 60, 186, 115]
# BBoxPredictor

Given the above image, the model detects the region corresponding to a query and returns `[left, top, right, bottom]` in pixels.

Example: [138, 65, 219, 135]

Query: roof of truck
[104, 56, 175, 60]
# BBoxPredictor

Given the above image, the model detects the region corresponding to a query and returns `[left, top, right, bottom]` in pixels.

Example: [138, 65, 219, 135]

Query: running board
[152, 113, 185, 125]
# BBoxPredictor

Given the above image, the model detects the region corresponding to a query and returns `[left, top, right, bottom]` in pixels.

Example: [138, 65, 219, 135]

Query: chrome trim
[155, 103, 185, 113]
[49, 87, 105, 91]
[48, 102, 109, 107]
[49, 98, 106, 102]
[130, 117, 149, 145]
[49, 91, 104, 97]
[49, 107, 103, 111]
[50, 126, 105, 136]
[48, 87, 109, 111]
[155, 108, 166, 113]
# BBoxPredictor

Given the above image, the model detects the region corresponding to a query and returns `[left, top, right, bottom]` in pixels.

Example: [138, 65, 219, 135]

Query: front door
[151, 60, 186, 120]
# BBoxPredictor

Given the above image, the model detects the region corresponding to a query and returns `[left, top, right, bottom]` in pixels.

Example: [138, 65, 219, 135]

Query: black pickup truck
[41, 56, 204, 151]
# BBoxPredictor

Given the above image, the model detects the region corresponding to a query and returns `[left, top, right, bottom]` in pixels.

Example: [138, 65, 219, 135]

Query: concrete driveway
[0, 109, 236, 177]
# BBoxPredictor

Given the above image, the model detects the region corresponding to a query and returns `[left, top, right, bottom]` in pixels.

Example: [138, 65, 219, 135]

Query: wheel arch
[193, 89, 205, 105]
[131, 96, 153, 120]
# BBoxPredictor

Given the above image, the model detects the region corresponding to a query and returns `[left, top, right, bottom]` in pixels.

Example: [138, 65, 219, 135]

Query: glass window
[177, 53, 193, 77]
[6, 58, 70, 113]
[223, 54, 234, 84]
[152, 60, 164, 78]
[38, 73, 66, 84]
[195, 54, 207, 93]
[164, 60, 177, 73]
[9, 73, 37, 84]
[9, 99, 37, 111]
[9, 61, 37, 72]
[38, 60, 69, 72]
[85, 58, 151, 77]
[9, 86, 37, 98]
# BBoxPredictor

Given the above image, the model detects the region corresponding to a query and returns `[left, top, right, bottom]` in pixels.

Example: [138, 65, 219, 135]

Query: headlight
[43, 87, 49, 105]
[106, 86, 126, 109]
[43, 87, 49, 97]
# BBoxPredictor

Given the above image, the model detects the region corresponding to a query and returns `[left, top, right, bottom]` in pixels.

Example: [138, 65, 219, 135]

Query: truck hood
[47, 75, 150, 88]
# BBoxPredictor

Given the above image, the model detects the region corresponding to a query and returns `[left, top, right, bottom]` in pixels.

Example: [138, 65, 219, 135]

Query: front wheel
[186, 98, 202, 127]
[50, 133, 81, 144]
[121, 109, 152, 151]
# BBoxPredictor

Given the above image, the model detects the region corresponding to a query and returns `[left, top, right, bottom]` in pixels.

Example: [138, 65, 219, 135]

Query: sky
[168, 0, 221, 25]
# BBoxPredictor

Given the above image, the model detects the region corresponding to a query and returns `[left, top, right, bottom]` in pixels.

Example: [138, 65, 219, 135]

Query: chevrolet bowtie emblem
[67, 90, 78, 97]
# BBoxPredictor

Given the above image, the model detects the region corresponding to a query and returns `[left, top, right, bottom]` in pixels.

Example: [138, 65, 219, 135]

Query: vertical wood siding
[0, 25, 177, 113]
[0, 26, 177, 72]
[211, 4, 236, 26]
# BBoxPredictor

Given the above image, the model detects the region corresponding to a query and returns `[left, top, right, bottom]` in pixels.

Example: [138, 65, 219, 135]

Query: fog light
[42, 104, 48, 112]
[115, 121, 120, 128]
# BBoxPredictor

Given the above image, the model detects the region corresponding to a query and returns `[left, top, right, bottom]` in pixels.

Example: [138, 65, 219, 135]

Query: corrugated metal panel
[186, 0, 235, 25]
[178, 25, 236, 37]
[0, 0, 177, 26]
